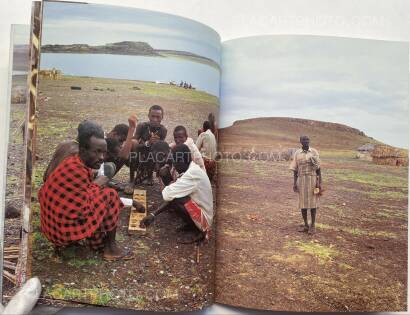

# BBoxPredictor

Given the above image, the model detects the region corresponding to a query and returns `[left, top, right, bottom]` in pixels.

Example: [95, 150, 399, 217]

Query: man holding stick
[140, 144, 213, 242]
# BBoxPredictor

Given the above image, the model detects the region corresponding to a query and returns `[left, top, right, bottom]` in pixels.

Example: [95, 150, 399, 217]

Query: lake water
[40, 53, 220, 97]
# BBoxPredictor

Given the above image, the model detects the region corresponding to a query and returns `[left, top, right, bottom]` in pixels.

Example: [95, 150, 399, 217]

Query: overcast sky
[220, 35, 409, 148]
[12, 24, 29, 46]
[41, 1, 221, 65]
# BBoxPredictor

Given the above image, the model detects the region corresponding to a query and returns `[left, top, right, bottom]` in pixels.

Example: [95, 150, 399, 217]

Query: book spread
[1, 1, 408, 312]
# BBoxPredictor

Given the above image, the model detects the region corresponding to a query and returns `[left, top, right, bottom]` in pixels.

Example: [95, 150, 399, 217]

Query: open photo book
[2, 0, 408, 312]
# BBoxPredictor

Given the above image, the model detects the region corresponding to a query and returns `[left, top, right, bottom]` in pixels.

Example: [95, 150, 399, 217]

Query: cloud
[220, 35, 409, 148]
[41, 2, 221, 63]
[43, 20, 185, 42]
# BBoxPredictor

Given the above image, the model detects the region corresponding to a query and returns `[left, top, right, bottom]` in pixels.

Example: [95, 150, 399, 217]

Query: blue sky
[41, 2, 221, 65]
[220, 35, 409, 148]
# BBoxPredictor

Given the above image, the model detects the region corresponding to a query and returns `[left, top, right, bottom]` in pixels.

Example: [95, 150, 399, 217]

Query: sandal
[308, 226, 316, 235]
[103, 249, 134, 261]
[298, 226, 309, 233]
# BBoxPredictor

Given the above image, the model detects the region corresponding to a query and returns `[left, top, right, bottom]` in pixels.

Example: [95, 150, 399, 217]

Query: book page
[216, 35, 408, 312]
[2, 24, 30, 298]
[24, 1, 220, 311]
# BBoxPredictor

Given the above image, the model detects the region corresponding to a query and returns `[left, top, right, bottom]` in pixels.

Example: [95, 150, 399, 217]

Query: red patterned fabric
[38, 155, 123, 247]
[203, 158, 216, 180]
[184, 199, 211, 240]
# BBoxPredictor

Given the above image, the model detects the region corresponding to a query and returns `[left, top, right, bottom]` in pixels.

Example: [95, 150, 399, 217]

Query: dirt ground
[3, 74, 27, 296]
[28, 75, 218, 311]
[215, 153, 407, 312]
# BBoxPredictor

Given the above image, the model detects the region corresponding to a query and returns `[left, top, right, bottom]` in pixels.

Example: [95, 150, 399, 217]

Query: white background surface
[1, 1, 410, 313]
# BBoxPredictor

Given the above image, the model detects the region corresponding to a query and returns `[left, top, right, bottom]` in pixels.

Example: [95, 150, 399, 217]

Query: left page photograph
[24, 1, 220, 311]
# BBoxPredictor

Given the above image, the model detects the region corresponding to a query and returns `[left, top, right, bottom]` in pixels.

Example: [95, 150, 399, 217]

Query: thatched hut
[371, 145, 408, 166]
[356, 143, 375, 161]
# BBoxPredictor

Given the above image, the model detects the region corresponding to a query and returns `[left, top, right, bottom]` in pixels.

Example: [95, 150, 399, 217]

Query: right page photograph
[215, 35, 408, 312]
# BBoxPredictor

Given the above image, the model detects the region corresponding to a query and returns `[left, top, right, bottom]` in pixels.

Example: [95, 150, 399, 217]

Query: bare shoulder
[56, 140, 79, 154]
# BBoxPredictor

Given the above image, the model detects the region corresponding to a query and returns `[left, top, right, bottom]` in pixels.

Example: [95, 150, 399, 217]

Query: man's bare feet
[192, 231, 206, 243]
[176, 223, 196, 233]
[177, 231, 205, 244]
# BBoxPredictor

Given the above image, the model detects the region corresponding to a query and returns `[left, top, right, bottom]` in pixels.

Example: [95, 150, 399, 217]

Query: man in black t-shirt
[128, 105, 168, 188]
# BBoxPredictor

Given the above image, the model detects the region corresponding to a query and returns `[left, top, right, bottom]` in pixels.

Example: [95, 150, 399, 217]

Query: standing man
[196, 121, 217, 181]
[289, 135, 322, 234]
[197, 113, 218, 140]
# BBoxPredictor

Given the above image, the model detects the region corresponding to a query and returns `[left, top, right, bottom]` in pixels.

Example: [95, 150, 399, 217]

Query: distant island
[41, 41, 220, 70]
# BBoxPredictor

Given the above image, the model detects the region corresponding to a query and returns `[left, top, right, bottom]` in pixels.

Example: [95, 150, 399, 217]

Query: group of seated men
[128, 105, 217, 188]
[38, 105, 217, 261]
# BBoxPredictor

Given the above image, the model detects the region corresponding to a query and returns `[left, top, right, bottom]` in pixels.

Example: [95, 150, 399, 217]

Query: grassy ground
[29, 75, 218, 311]
[215, 150, 407, 312]
[3, 74, 28, 296]
[35, 75, 218, 145]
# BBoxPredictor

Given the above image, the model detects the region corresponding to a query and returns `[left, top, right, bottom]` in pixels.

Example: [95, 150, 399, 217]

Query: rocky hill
[219, 117, 380, 152]
[41, 41, 220, 69]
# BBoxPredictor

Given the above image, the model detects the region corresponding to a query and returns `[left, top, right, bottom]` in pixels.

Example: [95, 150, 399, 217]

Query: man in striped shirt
[289, 135, 322, 234]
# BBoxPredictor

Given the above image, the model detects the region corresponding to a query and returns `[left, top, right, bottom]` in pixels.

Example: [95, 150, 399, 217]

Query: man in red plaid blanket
[38, 121, 132, 261]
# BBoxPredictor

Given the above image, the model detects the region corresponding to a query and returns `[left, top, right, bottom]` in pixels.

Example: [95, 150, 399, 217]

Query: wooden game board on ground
[128, 189, 147, 233]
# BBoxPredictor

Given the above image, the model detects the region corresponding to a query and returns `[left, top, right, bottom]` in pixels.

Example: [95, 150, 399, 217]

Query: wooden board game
[128, 189, 147, 233]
